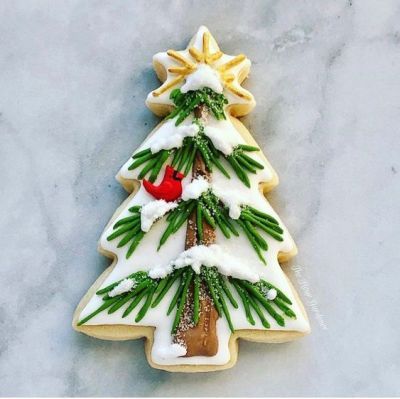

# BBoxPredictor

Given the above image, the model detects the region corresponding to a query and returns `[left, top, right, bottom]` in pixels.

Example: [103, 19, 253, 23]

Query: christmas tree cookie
[73, 26, 310, 372]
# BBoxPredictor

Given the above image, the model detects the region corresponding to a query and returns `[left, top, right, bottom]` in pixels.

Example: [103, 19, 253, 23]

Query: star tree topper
[146, 26, 256, 117]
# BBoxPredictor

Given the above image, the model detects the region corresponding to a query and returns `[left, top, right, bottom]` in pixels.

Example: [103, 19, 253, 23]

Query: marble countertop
[1, 0, 399, 396]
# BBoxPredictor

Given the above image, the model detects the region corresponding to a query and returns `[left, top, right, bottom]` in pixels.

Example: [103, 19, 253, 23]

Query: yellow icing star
[150, 26, 253, 103]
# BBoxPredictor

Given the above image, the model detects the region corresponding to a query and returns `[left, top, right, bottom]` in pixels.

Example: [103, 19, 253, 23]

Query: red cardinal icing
[143, 165, 185, 202]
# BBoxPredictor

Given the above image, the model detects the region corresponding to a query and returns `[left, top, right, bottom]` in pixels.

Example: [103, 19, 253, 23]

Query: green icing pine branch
[127, 88, 265, 186]
[78, 92, 294, 339]
[77, 268, 296, 331]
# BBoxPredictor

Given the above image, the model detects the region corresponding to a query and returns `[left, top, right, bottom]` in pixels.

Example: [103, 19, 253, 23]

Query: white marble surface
[0, 0, 399, 396]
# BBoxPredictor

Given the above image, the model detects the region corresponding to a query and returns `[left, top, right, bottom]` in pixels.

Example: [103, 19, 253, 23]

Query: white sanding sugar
[140, 200, 178, 232]
[150, 123, 199, 153]
[148, 264, 173, 279]
[211, 184, 243, 219]
[108, 278, 135, 297]
[149, 244, 259, 282]
[180, 64, 223, 94]
[181, 176, 210, 200]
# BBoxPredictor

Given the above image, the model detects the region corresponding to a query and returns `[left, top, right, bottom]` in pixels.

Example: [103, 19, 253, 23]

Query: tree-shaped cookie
[73, 26, 310, 372]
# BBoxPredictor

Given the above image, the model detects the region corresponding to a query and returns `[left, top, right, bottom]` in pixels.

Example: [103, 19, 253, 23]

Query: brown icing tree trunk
[173, 105, 219, 357]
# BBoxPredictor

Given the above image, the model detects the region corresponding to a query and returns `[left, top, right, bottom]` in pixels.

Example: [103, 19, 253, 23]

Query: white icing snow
[140, 200, 178, 232]
[182, 178, 246, 219]
[266, 288, 278, 300]
[149, 244, 260, 283]
[108, 278, 135, 297]
[181, 176, 210, 200]
[148, 264, 172, 279]
[150, 123, 199, 153]
[204, 126, 234, 155]
[212, 184, 243, 219]
[153, 343, 187, 359]
[181, 64, 223, 94]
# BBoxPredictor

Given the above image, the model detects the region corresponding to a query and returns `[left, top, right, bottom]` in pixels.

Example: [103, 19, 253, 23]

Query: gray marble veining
[0, 0, 399, 396]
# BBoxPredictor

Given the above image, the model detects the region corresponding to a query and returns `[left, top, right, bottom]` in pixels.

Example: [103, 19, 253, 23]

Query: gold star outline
[152, 31, 252, 101]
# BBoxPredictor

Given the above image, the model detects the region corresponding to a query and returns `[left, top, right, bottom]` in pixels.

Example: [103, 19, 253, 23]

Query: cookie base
[72, 115, 310, 372]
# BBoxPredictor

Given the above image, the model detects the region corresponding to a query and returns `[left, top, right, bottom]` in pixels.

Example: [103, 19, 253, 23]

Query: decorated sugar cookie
[73, 26, 310, 372]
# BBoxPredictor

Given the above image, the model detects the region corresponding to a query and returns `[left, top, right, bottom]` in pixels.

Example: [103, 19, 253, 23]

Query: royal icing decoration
[143, 165, 184, 201]
[148, 244, 260, 282]
[140, 199, 178, 232]
[181, 176, 210, 200]
[108, 278, 136, 297]
[75, 26, 310, 371]
[180, 63, 223, 94]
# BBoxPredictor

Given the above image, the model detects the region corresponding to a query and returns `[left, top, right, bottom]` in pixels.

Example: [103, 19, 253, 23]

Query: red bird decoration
[143, 165, 185, 202]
